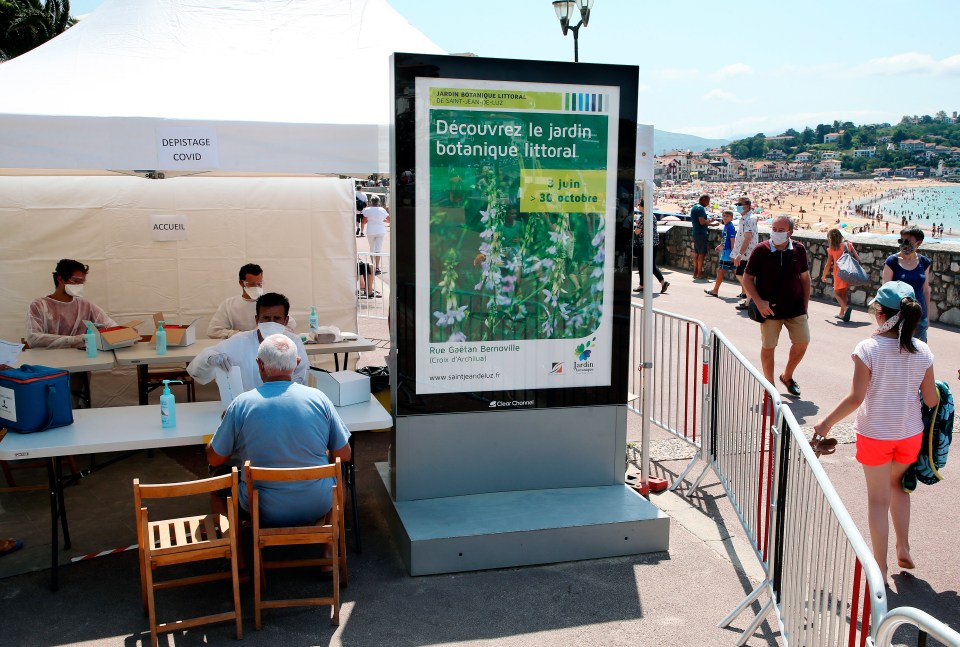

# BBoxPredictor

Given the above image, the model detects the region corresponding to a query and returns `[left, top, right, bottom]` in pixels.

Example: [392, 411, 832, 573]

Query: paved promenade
[1, 261, 957, 646]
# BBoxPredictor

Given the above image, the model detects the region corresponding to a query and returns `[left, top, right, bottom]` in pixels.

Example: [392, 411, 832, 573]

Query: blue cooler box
[0, 365, 74, 433]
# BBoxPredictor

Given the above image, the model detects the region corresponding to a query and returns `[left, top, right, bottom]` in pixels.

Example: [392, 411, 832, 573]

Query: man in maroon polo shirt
[742, 215, 811, 397]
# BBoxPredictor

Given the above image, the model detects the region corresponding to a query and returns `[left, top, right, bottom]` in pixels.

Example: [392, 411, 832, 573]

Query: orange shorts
[855, 433, 922, 466]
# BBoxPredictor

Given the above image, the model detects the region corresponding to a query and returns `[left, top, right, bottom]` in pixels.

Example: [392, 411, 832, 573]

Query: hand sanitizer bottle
[160, 379, 183, 429]
[84, 322, 98, 358]
[309, 306, 319, 333]
[155, 321, 167, 356]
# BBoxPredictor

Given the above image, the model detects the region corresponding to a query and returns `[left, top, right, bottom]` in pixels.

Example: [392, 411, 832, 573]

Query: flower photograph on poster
[428, 108, 608, 343]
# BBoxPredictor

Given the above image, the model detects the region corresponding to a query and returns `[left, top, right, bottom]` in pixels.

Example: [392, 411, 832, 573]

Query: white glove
[208, 353, 232, 371]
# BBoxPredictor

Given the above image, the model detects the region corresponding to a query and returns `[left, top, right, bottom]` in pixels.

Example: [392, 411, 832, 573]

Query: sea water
[878, 185, 960, 234]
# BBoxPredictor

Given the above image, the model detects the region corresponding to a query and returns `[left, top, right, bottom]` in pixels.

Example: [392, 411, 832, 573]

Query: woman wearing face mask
[820, 227, 861, 322]
[882, 226, 932, 342]
[812, 281, 937, 583]
[26, 258, 118, 349]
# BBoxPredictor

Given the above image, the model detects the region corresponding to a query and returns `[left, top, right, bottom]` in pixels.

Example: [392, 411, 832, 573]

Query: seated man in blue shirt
[206, 333, 351, 527]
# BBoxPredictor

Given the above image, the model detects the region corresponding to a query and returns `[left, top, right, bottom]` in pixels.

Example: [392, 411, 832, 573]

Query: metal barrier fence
[875, 607, 960, 647]
[762, 405, 886, 647]
[357, 251, 388, 320]
[628, 303, 709, 487]
[698, 329, 781, 565]
[631, 308, 953, 645]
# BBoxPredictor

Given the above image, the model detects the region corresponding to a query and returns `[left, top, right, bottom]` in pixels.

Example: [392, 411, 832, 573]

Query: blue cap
[868, 281, 916, 309]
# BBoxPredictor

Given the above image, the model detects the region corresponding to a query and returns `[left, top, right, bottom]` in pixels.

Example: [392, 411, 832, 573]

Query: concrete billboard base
[375, 462, 670, 576]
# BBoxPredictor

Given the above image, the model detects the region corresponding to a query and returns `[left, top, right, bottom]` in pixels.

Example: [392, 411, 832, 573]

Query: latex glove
[208, 353, 232, 371]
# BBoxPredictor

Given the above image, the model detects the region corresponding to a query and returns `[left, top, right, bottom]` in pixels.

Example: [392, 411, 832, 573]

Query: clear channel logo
[488, 399, 534, 408]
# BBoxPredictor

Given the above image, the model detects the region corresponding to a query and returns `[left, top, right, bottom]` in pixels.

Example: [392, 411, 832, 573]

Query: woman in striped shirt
[813, 281, 937, 582]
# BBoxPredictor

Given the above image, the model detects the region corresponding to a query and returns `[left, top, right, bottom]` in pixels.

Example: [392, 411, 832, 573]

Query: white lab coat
[206, 295, 298, 339]
[187, 329, 309, 391]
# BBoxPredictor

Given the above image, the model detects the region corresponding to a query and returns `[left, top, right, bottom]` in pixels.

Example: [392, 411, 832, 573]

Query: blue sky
[70, 0, 960, 140]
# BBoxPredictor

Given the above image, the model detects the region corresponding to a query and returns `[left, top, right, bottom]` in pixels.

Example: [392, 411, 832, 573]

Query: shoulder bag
[835, 242, 870, 286]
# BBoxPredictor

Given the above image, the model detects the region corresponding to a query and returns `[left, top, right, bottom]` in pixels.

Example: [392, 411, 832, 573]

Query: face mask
[257, 322, 286, 337]
[64, 284, 84, 298]
[770, 231, 789, 246]
[735, 205, 743, 214]
[244, 286, 264, 300]
[899, 243, 915, 254]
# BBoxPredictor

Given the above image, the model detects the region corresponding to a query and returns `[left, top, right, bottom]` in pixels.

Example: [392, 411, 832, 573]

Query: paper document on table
[0, 339, 24, 366]
[214, 366, 244, 410]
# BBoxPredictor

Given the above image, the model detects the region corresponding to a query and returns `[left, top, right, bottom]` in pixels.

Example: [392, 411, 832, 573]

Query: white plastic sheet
[0, 175, 358, 345]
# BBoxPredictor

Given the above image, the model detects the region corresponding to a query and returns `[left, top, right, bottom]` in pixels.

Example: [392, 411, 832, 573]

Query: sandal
[810, 433, 837, 457]
[704, 289, 719, 297]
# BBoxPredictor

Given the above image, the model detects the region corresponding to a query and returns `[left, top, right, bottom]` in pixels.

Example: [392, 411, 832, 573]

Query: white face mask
[244, 286, 264, 300]
[257, 322, 286, 337]
[770, 231, 789, 246]
[64, 283, 84, 298]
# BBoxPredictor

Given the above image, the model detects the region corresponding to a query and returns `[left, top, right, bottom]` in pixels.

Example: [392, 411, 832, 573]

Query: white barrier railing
[629, 303, 709, 488]
[630, 309, 951, 646]
[357, 251, 389, 320]
[698, 328, 782, 564]
[874, 607, 960, 647]
[764, 406, 886, 647]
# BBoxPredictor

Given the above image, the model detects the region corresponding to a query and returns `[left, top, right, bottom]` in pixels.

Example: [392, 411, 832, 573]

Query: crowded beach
[654, 178, 956, 238]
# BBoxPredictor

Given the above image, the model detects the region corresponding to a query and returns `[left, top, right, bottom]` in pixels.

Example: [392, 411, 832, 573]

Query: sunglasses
[897, 239, 917, 245]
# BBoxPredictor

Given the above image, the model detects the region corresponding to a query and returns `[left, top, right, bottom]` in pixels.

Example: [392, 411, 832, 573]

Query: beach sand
[654, 178, 946, 235]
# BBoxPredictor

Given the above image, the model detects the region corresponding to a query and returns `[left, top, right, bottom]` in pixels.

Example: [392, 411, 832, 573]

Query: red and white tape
[70, 544, 138, 562]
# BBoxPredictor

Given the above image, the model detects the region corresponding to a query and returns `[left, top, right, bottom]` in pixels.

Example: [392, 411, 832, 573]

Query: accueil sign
[149, 214, 188, 241]
[155, 127, 220, 170]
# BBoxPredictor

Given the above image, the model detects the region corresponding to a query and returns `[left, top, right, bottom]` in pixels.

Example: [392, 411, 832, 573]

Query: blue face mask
[735, 205, 744, 214]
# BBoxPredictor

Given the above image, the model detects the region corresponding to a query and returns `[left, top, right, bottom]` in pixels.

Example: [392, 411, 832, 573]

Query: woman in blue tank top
[882, 226, 932, 342]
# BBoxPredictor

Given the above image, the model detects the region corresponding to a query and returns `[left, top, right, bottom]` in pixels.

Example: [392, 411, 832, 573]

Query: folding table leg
[345, 435, 361, 553]
[46, 458, 60, 591]
[137, 365, 149, 405]
[56, 456, 71, 550]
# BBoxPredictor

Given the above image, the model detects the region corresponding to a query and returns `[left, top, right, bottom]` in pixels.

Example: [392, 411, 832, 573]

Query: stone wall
[656, 223, 960, 328]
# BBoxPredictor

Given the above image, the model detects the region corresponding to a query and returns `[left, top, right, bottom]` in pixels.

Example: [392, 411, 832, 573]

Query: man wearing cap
[742, 215, 811, 397]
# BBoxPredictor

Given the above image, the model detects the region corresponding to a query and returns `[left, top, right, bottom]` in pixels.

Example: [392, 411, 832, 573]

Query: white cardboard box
[308, 369, 370, 406]
[151, 312, 198, 347]
[84, 319, 142, 351]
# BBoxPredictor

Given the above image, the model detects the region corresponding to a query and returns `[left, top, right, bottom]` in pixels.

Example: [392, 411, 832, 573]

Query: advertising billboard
[393, 54, 638, 416]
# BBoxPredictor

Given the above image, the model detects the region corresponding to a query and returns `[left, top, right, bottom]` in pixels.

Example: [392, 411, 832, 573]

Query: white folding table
[14, 347, 118, 408]
[0, 397, 392, 590]
[113, 336, 378, 405]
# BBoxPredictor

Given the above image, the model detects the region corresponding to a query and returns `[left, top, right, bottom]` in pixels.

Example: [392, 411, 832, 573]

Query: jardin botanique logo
[573, 337, 596, 373]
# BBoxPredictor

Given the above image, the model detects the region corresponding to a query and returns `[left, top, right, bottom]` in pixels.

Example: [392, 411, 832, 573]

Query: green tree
[0, 0, 76, 61]
[840, 131, 853, 148]
[892, 129, 907, 144]
[801, 127, 815, 145]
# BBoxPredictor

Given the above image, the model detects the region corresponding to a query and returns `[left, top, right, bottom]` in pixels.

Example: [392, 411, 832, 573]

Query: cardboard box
[308, 369, 370, 406]
[85, 320, 142, 351]
[151, 312, 199, 347]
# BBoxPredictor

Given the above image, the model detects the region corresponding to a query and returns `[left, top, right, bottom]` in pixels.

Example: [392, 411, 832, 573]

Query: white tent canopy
[0, 0, 444, 175]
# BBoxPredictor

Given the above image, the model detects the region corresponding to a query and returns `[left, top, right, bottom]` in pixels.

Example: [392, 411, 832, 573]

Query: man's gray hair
[774, 215, 795, 231]
[257, 334, 298, 373]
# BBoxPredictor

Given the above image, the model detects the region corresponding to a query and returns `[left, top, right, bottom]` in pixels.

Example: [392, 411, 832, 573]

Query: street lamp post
[552, 0, 594, 63]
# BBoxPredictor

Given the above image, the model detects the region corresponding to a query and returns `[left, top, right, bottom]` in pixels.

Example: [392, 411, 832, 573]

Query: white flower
[448, 332, 467, 342]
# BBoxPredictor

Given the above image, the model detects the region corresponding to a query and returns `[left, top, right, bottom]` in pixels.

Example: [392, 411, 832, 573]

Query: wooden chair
[133, 468, 243, 647]
[138, 335, 196, 402]
[244, 458, 347, 630]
